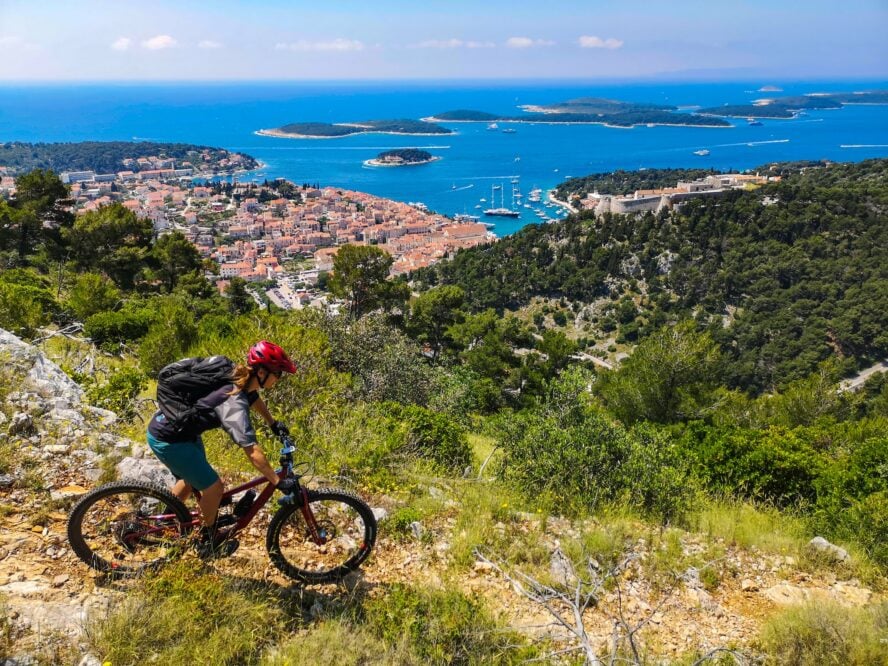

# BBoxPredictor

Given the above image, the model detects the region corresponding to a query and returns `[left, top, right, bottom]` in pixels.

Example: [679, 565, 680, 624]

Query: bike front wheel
[67, 481, 193, 575]
[266, 488, 377, 584]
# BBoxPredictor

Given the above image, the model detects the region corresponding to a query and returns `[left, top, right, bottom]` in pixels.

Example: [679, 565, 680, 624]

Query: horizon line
[1, 75, 887, 86]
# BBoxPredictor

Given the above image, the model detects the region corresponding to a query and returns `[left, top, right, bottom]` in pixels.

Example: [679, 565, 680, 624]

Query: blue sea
[1, 80, 886, 236]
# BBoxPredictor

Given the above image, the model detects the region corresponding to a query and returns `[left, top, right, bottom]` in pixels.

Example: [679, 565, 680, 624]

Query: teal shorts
[146, 432, 220, 491]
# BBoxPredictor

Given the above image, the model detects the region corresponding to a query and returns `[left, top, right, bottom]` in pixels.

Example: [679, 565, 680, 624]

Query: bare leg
[171, 479, 192, 501]
[197, 479, 224, 528]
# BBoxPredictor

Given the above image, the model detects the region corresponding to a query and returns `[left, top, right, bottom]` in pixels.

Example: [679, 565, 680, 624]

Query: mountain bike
[67, 436, 377, 584]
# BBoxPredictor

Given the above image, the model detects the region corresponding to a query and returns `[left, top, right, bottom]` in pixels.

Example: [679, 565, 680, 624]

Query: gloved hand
[271, 421, 290, 438]
[276, 477, 298, 494]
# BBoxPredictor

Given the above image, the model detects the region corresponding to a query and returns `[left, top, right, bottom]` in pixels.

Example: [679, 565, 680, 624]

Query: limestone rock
[0, 329, 84, 401]
[741, 579, 759, 592]
[0, 581, 49, 597]
[8, 413, 35, 436]
[116, 456, 176, 488]
[550, 548, 577, 587]
[50, 485, 88, 501]
[371, 507, 388, 523]
[408, 521, 424, 540]
[807, 536, 850, 563]
[832, 582, 872, 606]
[762, 583, 833, 605]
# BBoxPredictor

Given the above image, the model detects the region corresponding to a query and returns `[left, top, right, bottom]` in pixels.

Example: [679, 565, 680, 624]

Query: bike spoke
[76, 490, 188, 571]
[274, 497, 370, 576]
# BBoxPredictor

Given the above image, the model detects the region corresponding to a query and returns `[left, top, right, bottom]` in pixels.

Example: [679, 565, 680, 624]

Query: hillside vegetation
[0, 161, 886, 664]
[415, 159, 888, 392]
[0, 141, 258, 175]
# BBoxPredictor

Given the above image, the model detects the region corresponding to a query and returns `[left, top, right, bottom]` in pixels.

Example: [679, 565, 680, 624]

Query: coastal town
[0, 150, 495, 310]
[0, 146, 787, 314]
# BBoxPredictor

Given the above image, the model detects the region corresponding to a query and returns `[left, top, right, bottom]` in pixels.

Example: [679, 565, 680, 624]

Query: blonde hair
[230, 364, 253, 394]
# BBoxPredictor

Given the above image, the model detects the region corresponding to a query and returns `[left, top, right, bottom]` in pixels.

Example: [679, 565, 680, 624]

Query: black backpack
[156, 356, 235, 432]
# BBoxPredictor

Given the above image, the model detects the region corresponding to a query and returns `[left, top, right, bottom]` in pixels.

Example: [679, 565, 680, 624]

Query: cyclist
[146, 340, 299, 557]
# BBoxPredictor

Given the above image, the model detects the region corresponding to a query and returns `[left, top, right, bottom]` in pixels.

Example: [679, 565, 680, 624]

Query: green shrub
[261, 619, 407, 666]
[66, 272, 120, 321]
[307, 310, 433, 405]
[388, 506, 423, 538]
[84, 366, 148, 421]
[813, 436, 888, 565]
[427, 366, 483, 426]
[138, 297, 199, 376]
[595, 321, 721, 424]
[498, 368, 694, 523]
[379, 403, 472, 474]
[679, 424, 825, 507]
[0, 269, 58, 338]
[758, 601, 888, 665]
[84, 307, 153, 350]
[362, 583, 537, 664]
[87, 564, 286, 665]
[625, 424, 697, 524]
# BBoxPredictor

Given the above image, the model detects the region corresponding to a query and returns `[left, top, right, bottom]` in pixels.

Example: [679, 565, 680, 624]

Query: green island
[258, 118, 453, 138]
[0, 141, 258, 175]
[364, 148, 439, 167]
[428, 97, 731, 127]
[698, 90, 888, 119]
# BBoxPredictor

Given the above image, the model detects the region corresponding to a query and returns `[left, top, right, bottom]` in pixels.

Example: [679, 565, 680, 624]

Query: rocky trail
[0, 328, 882, 664]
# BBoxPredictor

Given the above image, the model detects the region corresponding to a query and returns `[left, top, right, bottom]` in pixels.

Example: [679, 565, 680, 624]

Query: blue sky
[1, 0, 885, 81]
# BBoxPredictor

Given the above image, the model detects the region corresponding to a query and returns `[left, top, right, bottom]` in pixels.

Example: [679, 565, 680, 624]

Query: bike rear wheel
[67, 481, 193, 575]
[266, 488, 377, 584]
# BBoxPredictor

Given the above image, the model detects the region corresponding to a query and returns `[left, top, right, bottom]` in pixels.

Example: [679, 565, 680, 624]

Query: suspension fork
[297, 487, 328, 545]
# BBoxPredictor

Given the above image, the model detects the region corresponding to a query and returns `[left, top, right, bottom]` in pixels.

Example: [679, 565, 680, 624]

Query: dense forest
[375, 149, 435, 163]
[414, 159, 888, 393]
[274, 119, 453, 137]
[537, 97, 676, 113]
[430, 108, 730, 127]
[697, 90, 888, 119]
[0, 141, 257, 175]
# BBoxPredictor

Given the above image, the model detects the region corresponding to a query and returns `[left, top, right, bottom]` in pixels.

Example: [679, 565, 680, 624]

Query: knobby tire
[67, 480, 192, 575]
[266, 488, 377, 584]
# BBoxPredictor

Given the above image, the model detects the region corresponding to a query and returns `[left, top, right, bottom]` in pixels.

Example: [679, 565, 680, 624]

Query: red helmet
[247, 340, 297, 374]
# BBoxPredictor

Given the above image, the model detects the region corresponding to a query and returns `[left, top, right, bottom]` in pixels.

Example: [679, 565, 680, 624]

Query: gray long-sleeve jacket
[148, 385, 260, 446]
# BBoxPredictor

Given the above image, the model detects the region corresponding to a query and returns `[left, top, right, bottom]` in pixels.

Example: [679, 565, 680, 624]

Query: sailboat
[484, 183, 520, 218]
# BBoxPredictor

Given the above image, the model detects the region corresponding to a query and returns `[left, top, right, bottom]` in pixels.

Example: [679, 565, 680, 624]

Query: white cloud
[274, 39, 364, 52]
[410, 38, 495, 49]
[0, 35, 39, 51]
[412, 38, 464, 49]
[578, 35, 624, 50]
[198, 40, 222, 49]
[142, 35, 177, 50]
[506, 37, 555, 49]
[466, 41, 496, 49]
[110, 37, 132, 51]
